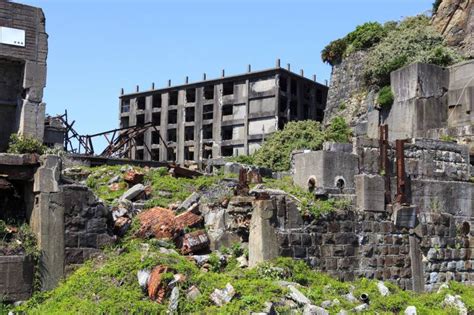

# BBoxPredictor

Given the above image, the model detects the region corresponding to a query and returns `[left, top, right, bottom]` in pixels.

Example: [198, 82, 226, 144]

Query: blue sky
[21, 0, 432, 150]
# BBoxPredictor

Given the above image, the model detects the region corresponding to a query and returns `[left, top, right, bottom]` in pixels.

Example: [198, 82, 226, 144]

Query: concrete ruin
[365, 60, 474, 154]
[0, 1, 48, 151]
[282, 136, 473, 292]
[119, 63, 328, 163]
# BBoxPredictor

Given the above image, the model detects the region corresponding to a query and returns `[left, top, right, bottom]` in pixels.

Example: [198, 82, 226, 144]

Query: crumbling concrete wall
[0, 1, 48, 150]
[63, 185, 115, 270]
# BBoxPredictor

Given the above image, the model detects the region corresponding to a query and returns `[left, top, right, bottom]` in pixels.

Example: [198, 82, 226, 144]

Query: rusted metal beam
[379, 125, 391, 204]
[396, 139, 407, 204]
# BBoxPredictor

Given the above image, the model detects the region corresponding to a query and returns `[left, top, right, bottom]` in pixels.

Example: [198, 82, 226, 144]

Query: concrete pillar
[249, 199, 279, 267]
[194, 87, 204, 163]
[17, 101, 45, 141]
[243, 79, 250, 155]
[30, 155, 64, 290]
[143, 95, 153, 161]
[409, 234, 425, 292]
[212, 84, 222, 158]
[177, 90, 185, 164]
[159, 93, 169, 161]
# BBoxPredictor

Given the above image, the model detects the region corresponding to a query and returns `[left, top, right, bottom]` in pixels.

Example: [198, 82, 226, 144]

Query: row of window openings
[121, 82, 235, 113]
[279, 76, 324, 103]
[135, 144, 244, 161]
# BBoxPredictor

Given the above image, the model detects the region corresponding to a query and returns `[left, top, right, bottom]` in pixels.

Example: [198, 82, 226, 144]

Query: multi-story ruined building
[119, 63, 328, 163]
[0, 1, 48, 152]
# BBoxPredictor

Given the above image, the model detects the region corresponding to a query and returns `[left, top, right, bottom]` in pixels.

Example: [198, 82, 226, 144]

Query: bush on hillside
[321, 38, 348, 66]
[7, 134, 46, 155]
[321, 22, 387, 66]
[252, 118, 351, 172]
[364, 15, 462, 86]
[253, 120, 326, 172]
[377, 86, 394, 108]
[345, 22, 387, 53]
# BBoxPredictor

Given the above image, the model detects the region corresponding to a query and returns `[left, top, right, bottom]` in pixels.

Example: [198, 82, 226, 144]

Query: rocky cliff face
[323, 51, 376, 134]
[432, 0, 473, 58]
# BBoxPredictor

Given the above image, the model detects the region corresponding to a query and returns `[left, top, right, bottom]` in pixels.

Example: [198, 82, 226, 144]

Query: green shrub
[325, 116, 351, 143]
[7, 134, 46, 155]
[253, 121, 326, 172]
[321, 38, 348, 66]
[440, 134, 456, 142]
[364, 15, 463, 86]
[377, 86, 394, 108]
[346, 22, 387, 52]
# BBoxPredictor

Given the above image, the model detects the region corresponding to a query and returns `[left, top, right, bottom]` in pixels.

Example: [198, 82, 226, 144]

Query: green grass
[14, 242, 473, 314]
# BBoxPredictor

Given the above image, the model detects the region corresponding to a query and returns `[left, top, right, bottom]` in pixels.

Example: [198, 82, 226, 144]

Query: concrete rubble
[210, 283, 236, 306]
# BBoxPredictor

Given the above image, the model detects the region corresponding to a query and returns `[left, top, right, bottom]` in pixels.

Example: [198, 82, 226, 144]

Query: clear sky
[20, 0, 433, 151]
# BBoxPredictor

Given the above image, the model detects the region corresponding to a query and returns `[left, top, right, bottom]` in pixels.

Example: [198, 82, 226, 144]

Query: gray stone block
[355, 174, 385, 212]
[0, 255, 34, 302]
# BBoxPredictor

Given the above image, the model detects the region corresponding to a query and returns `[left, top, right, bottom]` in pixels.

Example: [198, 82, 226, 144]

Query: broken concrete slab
[210, 283, 235, 306]
[121, 184, 145, 201]
[181, 230, 210, 254]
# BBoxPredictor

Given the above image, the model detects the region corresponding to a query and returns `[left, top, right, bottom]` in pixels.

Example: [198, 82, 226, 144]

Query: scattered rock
[168, 273, 186, 289]
[287, 285, 311, 306]
[321, 299, 339, 308]
[118, 199, 133, 211]
[147, 265, 170, 303]
[112, 207, 128, 221]
[107, 175, 121, 185]
[237, 256, 248, 268]
[137, 207, 180, 240]
[337, 310, 349, 315]
[186, 285, 201, 301]
[137, 269, 150, 290]
[342, 292, 357, 303]
[159, 247, 178, 255]
[175, 210, 203, 229]
[303, 304, 329, 315]
[210, 283, 235, 306]
[352, 304, 369, 313]
[377, 281, 390, 296]
[121, 184, 145, 201]
[404, 305, 417, 315]
[157, 190, 173, 198]
[178, 192, 201, 211]
[191, 254, 210, 266]
[442, 294, 467, 315]
[108, 183, 122, 191]
[113, 216, 131, 236]
[168, 286, 179, 313]
[251, 301, 276, 315]
[123, 169, 144, 185]
[181, 230, 210, 254]
[437, 283, 449, 293]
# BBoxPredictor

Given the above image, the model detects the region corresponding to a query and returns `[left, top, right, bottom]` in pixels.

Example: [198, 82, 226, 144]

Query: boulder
[303, 304, 329, 315]
[123, 169, 144, 185]
[168, 286, 179, 313]
[137, 269, 150, 290]
[377, 281, 390, 296]
[186, 285, 201, 301]
[404, 306, 417, 315]
[287, 285, 311, 306]
[121, 184, 145, 201]
[178, 192, 200, 211]
[210, 283, 235, 306]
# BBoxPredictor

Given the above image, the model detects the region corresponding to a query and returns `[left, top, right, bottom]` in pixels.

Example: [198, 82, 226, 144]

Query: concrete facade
[0, 1, 48, 151]
[119, 66, 328, 163]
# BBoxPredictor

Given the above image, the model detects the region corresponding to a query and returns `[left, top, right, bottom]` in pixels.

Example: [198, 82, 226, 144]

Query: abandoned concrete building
[118, 64, 328, 163]
[0, 0, 48, 152]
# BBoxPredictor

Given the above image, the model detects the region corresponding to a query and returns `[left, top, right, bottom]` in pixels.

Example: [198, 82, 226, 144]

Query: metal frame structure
[56, 110, 166, 159]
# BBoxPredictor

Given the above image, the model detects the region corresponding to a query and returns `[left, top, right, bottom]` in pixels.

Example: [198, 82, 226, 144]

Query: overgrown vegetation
[84, 165, 225, 209]
[321, 16, 463, 86]
[364, 15, 462, 86]
[261, 176, 351, 218]
[12, 238, 473, 314]
[377, 86, 394, 108]
[248, 118, 351, 172]
[7, 134, 47, 155]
